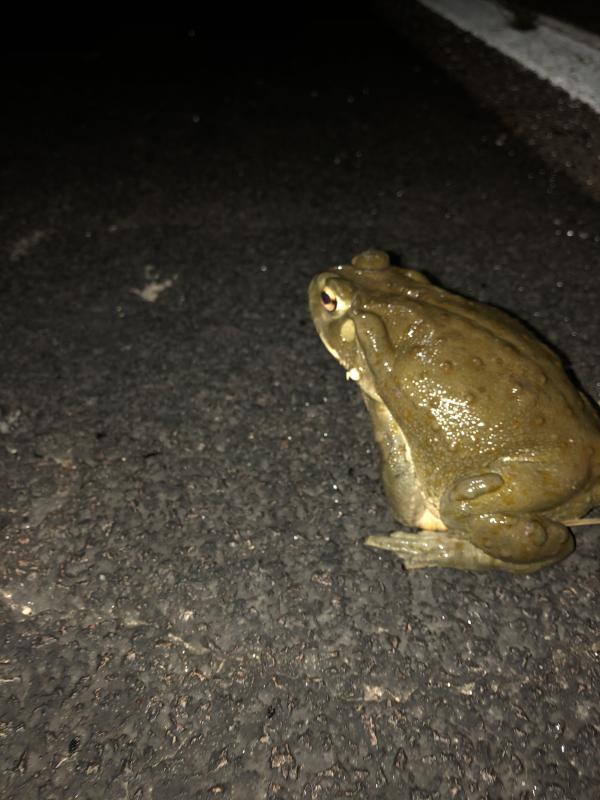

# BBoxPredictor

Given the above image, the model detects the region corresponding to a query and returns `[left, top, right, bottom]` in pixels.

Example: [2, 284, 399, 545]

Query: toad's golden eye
[321, 290, 337, 312]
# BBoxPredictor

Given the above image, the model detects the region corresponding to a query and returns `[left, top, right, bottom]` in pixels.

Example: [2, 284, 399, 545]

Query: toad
[308, 249, 600, 572]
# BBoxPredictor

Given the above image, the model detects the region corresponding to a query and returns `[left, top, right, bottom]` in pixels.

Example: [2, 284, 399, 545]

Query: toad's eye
[321, 290, 337, 312]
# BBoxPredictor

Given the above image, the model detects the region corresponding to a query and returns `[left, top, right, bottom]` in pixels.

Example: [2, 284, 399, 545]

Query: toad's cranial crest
[308, 249, 600, 573]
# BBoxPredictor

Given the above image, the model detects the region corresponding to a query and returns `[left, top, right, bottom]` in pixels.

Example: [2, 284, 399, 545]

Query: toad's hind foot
[365, 530, 565, 573]
[365, 530, 490, 570]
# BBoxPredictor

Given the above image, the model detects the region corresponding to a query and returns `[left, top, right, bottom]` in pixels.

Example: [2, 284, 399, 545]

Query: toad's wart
[309, 249, 600, 572]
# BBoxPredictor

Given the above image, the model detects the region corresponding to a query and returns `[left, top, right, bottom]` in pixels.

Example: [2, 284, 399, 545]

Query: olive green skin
[309, 250, 600, 572]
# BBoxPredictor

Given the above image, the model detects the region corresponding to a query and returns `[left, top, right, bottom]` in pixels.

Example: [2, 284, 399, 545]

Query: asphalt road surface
[2, 15, 600, 800]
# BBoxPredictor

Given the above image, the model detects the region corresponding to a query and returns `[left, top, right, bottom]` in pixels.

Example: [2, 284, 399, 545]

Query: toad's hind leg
[365, 529, 567, 572]
[367, 470, 575, 573]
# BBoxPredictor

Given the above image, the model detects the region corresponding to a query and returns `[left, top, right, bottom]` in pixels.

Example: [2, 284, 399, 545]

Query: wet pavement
[1, 15, 600, 800]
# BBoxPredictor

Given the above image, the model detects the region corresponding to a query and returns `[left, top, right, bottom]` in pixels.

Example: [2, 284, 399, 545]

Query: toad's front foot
[365, 530, 550, 572]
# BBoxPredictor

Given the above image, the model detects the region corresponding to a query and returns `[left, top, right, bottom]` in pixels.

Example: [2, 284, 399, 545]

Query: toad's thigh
[445, 456, 590, 516]
[438, 466, 576, 565]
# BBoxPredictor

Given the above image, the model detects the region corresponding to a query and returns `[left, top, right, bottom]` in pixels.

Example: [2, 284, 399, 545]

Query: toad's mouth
[319, 331, 362, 378]
[317, 313, 384, 402]
[320, 334, 378, 396]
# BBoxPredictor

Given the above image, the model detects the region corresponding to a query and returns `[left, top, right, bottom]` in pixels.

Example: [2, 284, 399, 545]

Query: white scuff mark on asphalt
[421, 0, 600, 114]
[130, 265, 177, 302]
[0, 409, 21, 434]
[363, 685, 385, 702]
[131, 278, 175, 302]
[122, 614, 152, 627]
[0, 589, 34, 617]
[9, 229, 51, 261]
[167, 632, 210, 655]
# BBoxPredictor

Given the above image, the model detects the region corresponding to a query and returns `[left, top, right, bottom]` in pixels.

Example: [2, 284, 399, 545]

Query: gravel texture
[1, 16, 600, 800]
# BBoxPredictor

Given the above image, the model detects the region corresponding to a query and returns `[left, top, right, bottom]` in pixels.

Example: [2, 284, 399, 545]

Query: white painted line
[420, 0, 600, 114]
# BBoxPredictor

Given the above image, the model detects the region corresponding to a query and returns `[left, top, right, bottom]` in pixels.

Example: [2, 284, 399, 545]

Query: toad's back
[379, 284, 600, 468]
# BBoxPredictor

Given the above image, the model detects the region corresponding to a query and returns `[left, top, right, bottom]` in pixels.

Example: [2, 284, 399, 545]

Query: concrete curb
[380, 0, 600, 201]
